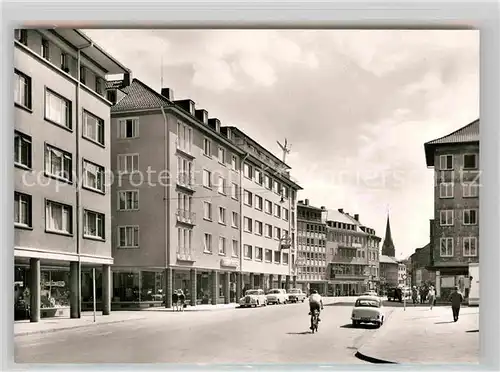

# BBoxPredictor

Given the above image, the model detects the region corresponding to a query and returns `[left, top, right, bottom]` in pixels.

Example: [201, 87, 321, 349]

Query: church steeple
[381, 213, 396, 257]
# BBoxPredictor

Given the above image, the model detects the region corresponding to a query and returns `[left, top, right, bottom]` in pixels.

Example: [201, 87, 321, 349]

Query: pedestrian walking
[172, 290, 179, 311]
[411, 286, 418, 306]
[449, 286, 463, 322]
[178, 289, 186, 311]
[428, 285, 436, 310]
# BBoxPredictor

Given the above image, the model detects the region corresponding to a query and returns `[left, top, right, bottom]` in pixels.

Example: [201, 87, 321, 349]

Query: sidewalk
[14, 311, 147, 337]
[356, 305, 479, 364]
[141, 303, 238, 312]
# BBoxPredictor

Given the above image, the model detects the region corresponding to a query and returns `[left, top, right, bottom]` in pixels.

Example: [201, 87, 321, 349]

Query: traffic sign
[402, 274, 407, 280]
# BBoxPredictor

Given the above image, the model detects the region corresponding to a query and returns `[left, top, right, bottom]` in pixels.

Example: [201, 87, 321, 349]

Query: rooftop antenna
[160, 55, 164, 88]
[277, 138, 291, 164]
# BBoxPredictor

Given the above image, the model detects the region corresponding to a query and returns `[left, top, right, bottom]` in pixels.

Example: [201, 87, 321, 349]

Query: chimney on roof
[195, 109, 208, 124]
[174, 99, 195, 115]
[354, 214, 359, 221]
[338, 208, 344, 213]
[208, 118, 221, 133]
[298, 200, 303, 205]
[161, 88, 174, 100]
[304, 199, 309, 205]
[321, 206, 326, 210]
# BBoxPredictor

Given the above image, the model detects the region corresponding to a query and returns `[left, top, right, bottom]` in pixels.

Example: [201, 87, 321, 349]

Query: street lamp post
[403, 273, 407, 311]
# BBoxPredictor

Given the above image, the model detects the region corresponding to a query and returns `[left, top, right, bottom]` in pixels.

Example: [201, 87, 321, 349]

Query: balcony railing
[177, 173, 195, 190]
[176, 209, 196, 225]
[329, 256, 366, 264]
[177, 250, 195, 262]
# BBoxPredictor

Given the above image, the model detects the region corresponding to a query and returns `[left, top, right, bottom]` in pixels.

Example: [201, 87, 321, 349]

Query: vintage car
[239, 289, 267, 308]
[266, 288, 288, 305]
[351, 295, 385, 328]
[287, 288, 306, 303]
[362, 290, 379, 297]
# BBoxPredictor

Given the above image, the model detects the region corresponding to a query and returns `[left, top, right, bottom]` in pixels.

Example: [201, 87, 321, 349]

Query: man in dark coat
[449, 286, 464, 322]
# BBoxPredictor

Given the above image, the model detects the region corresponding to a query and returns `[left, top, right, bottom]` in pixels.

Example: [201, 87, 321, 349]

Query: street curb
[14, 317, 147, 337]
[354, 351, 397, 364]
[354, 308, 398, 364]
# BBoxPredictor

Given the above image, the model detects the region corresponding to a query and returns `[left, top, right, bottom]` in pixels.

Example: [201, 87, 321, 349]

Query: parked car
[266, 288, 288, 305]
[287, 288, 306, 303]
[362, 290, 379, 297]
[239, 289, 267, 308]
[387, 287, 403, 302]
[351, 295, 385, 328]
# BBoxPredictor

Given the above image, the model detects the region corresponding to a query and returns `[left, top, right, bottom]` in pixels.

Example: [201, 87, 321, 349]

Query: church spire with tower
[381, 210, 396, 257]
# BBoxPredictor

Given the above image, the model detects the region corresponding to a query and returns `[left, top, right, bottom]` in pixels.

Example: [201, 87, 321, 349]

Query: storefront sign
[42, 280, 66, 287]
[220, 258, 239, 268]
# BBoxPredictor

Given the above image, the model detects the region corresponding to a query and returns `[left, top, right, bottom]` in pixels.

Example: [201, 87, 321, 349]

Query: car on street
[266, 288, 288, 305]
[351, 295, 385, 328]
[362, 290, 379, 297]
[239, 289, 267, 308]
[287, 288, 306, 303]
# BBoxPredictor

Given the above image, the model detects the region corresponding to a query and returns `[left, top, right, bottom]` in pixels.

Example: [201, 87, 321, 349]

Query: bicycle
[310, 309, 320, 333]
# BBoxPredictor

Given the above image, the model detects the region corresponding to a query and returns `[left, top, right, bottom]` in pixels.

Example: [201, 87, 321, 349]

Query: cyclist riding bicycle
[308, 289, 324, 322]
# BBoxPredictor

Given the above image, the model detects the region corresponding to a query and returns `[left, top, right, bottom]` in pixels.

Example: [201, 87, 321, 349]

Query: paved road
[15, 300, 383, 364]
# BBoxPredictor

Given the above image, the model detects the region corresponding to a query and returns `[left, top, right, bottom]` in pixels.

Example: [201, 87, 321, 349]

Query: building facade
[14, 29, 130, 322]
[109, 79, 301, 308]
[232, 127, 302, 294]
[295, 200, 328, 294]
[409, 243, 436, 287]
[424, 119, 479, 300]
[325, 209, 380, 296]
[379, 255, 399, 288]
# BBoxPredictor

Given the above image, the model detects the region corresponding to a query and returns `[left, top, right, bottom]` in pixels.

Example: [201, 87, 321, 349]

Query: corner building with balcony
[325, 209, 381, 296]
[424, 119, 479, 301]
[295, 200, 328, 294]
[13, 29, 130, 322]
[231, 127, 302, 295]
[109, 80, 249, 307]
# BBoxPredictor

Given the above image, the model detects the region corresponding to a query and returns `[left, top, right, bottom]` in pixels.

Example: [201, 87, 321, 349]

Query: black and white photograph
[13, 27, 479, 364]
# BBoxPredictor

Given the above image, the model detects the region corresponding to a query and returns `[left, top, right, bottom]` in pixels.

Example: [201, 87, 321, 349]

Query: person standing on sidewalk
[428, 285, 436, 310]
[449, 286, 463, 322]
[172, 290, 179, 312]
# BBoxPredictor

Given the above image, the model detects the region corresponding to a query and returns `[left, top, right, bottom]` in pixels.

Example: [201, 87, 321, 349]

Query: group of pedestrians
[411, 285, 436, 309]
[172, 289, 186, 311]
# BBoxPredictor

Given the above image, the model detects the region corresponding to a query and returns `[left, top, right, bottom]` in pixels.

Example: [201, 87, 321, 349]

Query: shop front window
[196, 272, 212, 304]
[141, 271, 164, 302]
[41, 270, 70, 308]
[81, 269, 103, 302]
[113, 271, 140, 302]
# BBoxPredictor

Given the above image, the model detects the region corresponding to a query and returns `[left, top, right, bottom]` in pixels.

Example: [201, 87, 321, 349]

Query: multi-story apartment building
[109, 79, 301, 308]
[325, 209, 380, 296]
[109, 79, 246, 308]
[229, 127, 302, 293]
[13, 29, 130, 322]
[379, 255, 399, 288]
[296, 200, 328, 294]
[424, 119, 479, 300]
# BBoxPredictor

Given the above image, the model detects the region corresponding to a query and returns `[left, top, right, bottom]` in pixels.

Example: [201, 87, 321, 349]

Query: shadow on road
[340, 323, 378, 329]
[286, 331, 311, 335]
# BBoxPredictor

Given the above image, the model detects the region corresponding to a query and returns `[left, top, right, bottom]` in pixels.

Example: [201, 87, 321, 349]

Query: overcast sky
[84, 29, 479, 259]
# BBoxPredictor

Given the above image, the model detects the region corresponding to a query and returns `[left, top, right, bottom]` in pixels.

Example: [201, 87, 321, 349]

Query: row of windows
[297, 210, 322, 222]
[15, 70, 106, 146]
[298, 266, 326, 274]
[243, 244, 290, 265]
[14, 192, 105, 239]
[439, 209, 478, 226]
[15, 30, 107, 98]
[297, 222, 327, 233]
[201, 233, 239, 257]
[297, 237, 326, 247]
[439, 153, 478, 171]
[439, 237, 478, 257]
[439, 181, 479, 198]
[327, 232, 379, 249]
[15, 132, 106, 194]
[242, 162, 291, 199]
